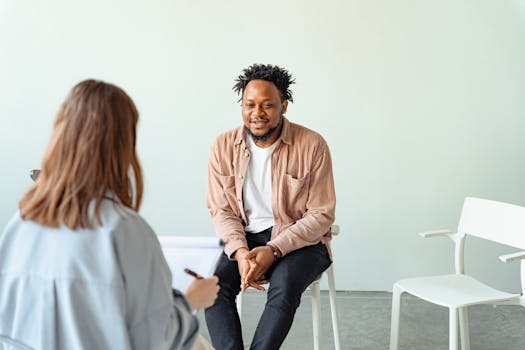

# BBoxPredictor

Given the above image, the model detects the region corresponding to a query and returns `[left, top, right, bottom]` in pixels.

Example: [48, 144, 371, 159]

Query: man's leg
[204, 231, 270, 350]
[250, 242, 332, 350]
[204, 252, 244, 350]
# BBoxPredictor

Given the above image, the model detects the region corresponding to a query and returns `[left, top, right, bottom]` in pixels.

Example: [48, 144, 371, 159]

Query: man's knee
[217, 280, 241, 303]
[266, 278, 305, 312]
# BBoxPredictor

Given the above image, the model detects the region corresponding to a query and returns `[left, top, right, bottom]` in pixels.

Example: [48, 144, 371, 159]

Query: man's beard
[247, 117, 283, 143]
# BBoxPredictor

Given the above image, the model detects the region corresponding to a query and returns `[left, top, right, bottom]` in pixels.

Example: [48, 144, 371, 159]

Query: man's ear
[281, 100, 288, 114]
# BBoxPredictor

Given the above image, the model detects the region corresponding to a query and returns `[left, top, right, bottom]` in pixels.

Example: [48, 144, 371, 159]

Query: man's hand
[235, 247, 269, 292]
[243, 246, 275, 290]
[234, 248, 255, 292]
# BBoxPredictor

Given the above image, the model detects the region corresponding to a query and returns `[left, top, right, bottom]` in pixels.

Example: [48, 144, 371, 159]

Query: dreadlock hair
[233, 64, 295, 102]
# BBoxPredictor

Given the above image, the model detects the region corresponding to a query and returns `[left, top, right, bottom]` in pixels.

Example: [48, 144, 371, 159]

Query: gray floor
[197, 291, 525, 350]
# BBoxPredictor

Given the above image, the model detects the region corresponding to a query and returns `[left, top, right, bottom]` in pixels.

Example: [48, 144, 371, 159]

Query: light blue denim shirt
[0, 198, 198, 350]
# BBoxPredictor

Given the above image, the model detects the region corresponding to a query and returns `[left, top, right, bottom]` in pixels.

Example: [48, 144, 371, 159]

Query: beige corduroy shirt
[206, 117, 336, 259]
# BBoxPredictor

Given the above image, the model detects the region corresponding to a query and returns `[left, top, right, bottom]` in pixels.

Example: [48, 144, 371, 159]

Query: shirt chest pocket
[282, 172, 310, 217]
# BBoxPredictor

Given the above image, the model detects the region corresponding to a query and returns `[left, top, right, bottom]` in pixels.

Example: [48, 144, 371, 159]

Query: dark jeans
[204, 228, 332, 350]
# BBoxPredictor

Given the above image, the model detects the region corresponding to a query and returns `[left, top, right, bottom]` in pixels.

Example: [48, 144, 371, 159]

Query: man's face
[242, 80, 288, 146]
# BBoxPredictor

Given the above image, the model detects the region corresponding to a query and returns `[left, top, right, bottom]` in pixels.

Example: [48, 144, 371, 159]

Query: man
[205, 64, 336, 349]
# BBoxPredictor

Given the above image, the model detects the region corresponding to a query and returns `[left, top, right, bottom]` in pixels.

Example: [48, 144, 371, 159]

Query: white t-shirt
[243, 135, 279, 233]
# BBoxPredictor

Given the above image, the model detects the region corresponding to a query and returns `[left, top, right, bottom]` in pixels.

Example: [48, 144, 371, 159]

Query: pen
[184, 268, 204, 280]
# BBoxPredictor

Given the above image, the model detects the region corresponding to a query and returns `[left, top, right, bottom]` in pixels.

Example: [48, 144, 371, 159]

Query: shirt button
[244, 152, 250, 157]
[237, 198, 241, 202]
[239, 175, 244, 179]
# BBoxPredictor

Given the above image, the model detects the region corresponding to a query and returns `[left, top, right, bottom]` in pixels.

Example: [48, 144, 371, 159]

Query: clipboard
[158, 236, 224, 291]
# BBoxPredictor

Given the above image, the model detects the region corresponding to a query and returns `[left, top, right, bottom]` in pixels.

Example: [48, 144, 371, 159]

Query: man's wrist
[266, 243, 280, 261]
[233, 247, 248, 260]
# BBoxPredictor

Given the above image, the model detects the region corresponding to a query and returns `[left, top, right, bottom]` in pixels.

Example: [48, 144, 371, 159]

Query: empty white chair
[237, 224, 342, 350]
[389, 197, 525, 350]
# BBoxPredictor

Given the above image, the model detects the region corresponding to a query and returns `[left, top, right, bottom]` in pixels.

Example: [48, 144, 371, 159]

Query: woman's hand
[185, 276, 220, 310]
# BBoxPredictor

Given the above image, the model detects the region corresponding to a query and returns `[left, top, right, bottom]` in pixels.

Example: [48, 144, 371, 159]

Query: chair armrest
[499, 251, 525, 263]
[419, 229, 465, 274]
[418, 229, 454, 238]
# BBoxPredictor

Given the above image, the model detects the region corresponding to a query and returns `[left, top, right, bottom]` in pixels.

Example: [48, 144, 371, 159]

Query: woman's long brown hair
[19, 79, 143, 229]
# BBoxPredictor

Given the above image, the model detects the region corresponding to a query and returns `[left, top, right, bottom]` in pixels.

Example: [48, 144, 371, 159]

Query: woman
[0, 80, 218, 349]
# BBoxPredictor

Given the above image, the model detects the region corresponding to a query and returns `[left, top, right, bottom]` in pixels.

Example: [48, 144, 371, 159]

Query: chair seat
[395, 274, 519, 308]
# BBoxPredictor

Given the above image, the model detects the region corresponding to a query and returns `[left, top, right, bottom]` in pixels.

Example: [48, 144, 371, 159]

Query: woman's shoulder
[98, 198, 156, 241]
[98, 198, 140, 224]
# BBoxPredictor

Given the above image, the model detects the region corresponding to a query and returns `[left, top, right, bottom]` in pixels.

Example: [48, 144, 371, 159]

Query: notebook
[158, 236, 223, 291]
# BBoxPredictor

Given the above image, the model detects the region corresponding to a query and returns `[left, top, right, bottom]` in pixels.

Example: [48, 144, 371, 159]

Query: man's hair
[19, 79, 143, 229]
[233, 64, 295, 102]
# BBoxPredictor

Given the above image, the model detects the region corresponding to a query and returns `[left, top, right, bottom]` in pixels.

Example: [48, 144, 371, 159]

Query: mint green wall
[1, 0, 524, 291]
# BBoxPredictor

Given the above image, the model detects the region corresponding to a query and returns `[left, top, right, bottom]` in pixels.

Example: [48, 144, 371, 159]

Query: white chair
[389, 197, 525, 350]
[236, 224, 342, 350]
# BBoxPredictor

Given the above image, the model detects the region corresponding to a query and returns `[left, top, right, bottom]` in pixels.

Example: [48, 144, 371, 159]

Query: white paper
[158, 236, 223, 292]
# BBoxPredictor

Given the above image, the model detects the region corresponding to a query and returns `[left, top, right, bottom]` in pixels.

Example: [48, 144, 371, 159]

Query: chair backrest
[458, 197, 525, 250]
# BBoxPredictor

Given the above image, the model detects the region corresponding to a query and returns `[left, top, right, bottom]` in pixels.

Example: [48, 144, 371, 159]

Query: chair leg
[311, 281, 322, 350]
[449, 308, 459, 350]
[459, 307, 470, 350]
[389, 284, 403, 350]
[236, 292, 243, 323]
[326, 265, 342, 350]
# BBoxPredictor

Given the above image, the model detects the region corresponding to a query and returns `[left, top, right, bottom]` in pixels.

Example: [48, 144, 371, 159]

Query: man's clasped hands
[234, 245, 282, 291]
